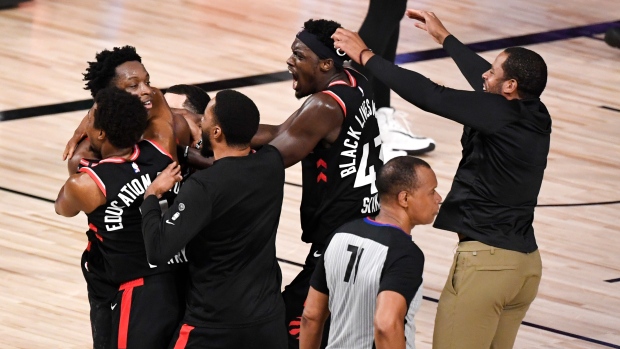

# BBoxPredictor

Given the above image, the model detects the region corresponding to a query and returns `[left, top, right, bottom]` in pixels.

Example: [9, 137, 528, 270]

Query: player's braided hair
[83, 46, 142, 98]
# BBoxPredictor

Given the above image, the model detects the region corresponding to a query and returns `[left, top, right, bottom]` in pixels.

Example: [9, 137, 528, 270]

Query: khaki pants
[433, 241, 542, 349]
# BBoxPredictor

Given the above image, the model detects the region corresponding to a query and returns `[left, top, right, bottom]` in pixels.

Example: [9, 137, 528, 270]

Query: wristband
[359, 48, 373, 66]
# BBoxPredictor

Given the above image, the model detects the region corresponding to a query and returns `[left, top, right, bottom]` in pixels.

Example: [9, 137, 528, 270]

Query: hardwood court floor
[1, 0, 619, 348]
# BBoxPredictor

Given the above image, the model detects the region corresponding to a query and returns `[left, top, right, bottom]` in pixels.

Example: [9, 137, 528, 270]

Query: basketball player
[62, 45, 191, 172]
[59, 46, 191, 349]
[164, 84, 211, 150]
[333, 9, 549, 348]
[140, 90, 286, 349]
[55, 87, 184, 349]
[300, 156, 441, 349]
[249, 19, 383, 347]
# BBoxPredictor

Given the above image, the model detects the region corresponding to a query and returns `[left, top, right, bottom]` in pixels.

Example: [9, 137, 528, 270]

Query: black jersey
[80, 140, 184, 284]
[300, 68, 383, 244]
[140, 145, 286, 328]
[311, 217, 424, 348]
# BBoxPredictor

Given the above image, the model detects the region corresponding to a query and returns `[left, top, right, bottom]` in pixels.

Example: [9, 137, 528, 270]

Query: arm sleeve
[140, 177, 213, 265]
[378, 246, 424, 305]
[310, 254, 329, 295]
[364, 54, 518, 134]
[442, 35, 492, 91]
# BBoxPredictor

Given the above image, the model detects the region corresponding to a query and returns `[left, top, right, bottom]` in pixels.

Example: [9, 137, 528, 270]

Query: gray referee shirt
[310, 217, 425, 349]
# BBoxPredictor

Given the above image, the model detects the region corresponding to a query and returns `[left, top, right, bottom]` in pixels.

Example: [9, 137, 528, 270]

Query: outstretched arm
[251, 108, 302, 148]
[266, 93, 343, 168]
[405, 9, 490, 90]
[332, 29, 516, 134]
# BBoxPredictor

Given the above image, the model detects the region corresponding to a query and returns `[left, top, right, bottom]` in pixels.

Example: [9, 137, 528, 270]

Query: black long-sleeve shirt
[365, 35, 551, 253]
[140, 145, 285, 327]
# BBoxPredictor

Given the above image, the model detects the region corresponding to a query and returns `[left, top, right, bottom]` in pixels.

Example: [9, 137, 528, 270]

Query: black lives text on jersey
[339, 98, 381, 215]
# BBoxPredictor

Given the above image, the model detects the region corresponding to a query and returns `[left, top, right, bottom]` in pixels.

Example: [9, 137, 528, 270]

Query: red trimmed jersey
[80, 140, 184, 284]
[300, 68, 383, 244]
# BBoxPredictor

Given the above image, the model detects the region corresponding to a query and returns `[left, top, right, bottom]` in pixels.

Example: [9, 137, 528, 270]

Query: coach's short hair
[212, 90, 260, 147]
[166, 84, 211, 114]
[94, 87, 148, 149]
[83, 46, 142, 98]
[502, 47, 548, 99]
[376, 156, 431, 201]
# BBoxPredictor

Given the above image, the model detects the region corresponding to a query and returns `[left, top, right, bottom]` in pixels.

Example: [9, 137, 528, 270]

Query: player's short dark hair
[93, 87, 148, 149]
[166, 84, 211, 114]
[83, 46, 142, 98]
[212, 90, 259, 147]
[303, 19, 348, 69]
[502, 47, 547, 99]
[376, 156, 431, 201]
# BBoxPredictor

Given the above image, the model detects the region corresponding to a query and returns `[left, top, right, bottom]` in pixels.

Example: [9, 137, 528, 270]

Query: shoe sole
[391, 143, 436, 155]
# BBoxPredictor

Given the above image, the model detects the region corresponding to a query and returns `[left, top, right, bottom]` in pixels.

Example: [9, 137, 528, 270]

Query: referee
[300, 156, 441, 349]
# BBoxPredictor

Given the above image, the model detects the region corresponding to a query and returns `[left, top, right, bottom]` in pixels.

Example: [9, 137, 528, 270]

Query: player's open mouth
[143, 100, 152, 109]
[288, 67, 298, 90]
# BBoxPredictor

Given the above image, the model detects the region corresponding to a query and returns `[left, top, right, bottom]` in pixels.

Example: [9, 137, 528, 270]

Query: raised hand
[406, 9, 451, 45]
[331, 28, 375, 66]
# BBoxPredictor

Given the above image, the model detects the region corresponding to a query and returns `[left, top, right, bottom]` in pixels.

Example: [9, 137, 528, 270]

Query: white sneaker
[376, 107, 435, 161]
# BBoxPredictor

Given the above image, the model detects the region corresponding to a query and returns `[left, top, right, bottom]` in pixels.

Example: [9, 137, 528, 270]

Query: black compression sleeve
[442, 35, 492, 91]
[364, 55, 519, 134]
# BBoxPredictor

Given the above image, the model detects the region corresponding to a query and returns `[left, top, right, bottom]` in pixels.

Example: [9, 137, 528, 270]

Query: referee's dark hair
[212, 89, 260, 147]
[376, 156, 431, 201]
[94, 87, 148, 149]
[166, 84, 211, 114]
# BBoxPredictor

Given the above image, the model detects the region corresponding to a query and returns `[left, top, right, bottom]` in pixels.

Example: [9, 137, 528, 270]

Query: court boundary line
[601, 105, 620, 113]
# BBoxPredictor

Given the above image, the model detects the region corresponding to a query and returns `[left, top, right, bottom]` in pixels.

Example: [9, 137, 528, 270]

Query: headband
[296, 29, 346, 67]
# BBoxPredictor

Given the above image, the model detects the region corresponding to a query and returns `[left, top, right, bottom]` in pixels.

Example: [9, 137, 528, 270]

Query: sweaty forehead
[114, 61, 148, 80]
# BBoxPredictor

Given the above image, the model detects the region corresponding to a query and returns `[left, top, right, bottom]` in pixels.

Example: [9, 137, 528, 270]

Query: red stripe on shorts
[173, 324, 195, 349]
[117, 278, 144, 349]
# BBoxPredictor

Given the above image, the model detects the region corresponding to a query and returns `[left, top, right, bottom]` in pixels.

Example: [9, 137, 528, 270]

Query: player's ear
[320, 59, 333, 72]
[397, 191, 409, 208]
[212, 125, 222, 141]
[98, 130, 106, 141]
[503, 78, 518, 95]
